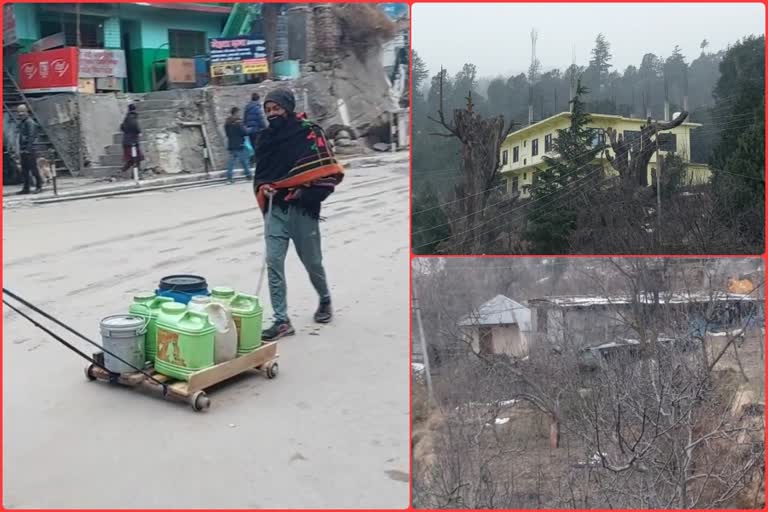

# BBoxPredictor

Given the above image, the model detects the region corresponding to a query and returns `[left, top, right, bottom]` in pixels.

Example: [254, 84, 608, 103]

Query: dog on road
[36, 153, 55, 184]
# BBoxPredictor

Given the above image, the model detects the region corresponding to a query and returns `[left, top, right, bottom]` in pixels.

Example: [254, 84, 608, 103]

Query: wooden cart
[84, 341, 279, 411]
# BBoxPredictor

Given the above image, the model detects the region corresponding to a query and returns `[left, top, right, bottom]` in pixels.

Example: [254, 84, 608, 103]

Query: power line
[414, 166, 609, 250]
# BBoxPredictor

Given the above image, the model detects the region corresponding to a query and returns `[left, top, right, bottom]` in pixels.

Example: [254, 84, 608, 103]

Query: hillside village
[411, 4, 765, 255]
[412, 258, 765, 509]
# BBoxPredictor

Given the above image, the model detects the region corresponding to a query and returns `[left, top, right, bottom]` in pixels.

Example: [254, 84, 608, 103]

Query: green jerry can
[129, 293, 175, 363]
[228, 293, 263, 355]
[154, 302, 216, 380]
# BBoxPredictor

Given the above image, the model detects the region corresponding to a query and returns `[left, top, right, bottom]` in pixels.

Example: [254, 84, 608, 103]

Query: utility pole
[412, 283, 433, 404]
[554, 87, 558, 115]
[76, 3, 83, 179]
[655, 132, 662, 242]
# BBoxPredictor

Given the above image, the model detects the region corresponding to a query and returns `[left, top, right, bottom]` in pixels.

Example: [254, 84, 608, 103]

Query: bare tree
[605, 112, 689, 190]
[413, 258, 765, 509]
[428, 68, 519, 254]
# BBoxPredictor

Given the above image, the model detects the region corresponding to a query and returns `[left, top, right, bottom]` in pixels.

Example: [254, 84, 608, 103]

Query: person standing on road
[16, 105, 43, 195]
[253, 88, 345, 341]
[244, 92, 268, 161]
[120, 103, 143, 177]
[4, 131, 21, 186]
[225, 107, 253, 183]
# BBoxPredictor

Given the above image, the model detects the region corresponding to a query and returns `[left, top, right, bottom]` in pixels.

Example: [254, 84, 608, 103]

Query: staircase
[3, 69, 73, 176]
[84, 96, 187, 178]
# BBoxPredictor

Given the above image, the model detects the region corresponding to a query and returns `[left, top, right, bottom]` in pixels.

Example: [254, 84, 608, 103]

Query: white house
[458, 295, 532, 358]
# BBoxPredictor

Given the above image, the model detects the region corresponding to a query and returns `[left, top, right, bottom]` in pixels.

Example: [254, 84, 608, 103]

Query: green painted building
[3, 2, 234, 93]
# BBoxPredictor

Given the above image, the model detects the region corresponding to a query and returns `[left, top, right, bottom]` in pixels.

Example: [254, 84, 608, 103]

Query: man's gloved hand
[287, 186, 332, 205]
[258, 184, 276, 196]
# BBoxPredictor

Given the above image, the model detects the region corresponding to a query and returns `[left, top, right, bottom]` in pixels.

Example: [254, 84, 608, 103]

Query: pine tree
[710, 35, 765, 248]
[524, 81, 604, 253]
[411, 50, 429, 93]
[589, 33, 613, 93]
[412, 183, 451, 255]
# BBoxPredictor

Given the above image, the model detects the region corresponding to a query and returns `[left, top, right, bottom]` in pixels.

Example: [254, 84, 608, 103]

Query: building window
[40, 19, 104, 49]
[531, 138, 539, 156]
[523, 140, 527, 147]
[512, 176, 519, 194]
[502, 150, 509, 165]
[657, 133, 677, 152]
[544, 133, 553, 153]
[479, 327, 493, 354]
[624, 130, 641, 145]
[513, 146, 519, 163]
[169, 29, 207, 58]
[524, 158, 527, 165]
[589, 131, 606, 148]
[523, 172, 527, 180]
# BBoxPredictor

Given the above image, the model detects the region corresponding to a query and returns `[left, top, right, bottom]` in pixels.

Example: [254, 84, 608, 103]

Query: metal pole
[412, 284, 433, 403]
[131, 143, 140, 183]
[389, 111, 396, 152]
[655, 133, 662, 236]
[76, 4, 83, 179]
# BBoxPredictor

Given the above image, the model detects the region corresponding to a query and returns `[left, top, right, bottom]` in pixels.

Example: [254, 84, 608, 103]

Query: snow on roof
[529, 292, 756, 308]
[458, 294, 532, 330]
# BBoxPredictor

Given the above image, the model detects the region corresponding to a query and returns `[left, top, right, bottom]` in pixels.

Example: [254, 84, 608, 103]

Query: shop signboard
[18, 47, 78, 93]
[208, 36, 268, 77]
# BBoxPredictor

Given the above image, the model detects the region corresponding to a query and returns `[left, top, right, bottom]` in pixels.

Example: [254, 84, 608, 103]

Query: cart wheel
[190, 391, 211, 412]
[265, 361, 279, 379]
[85, 364, 96, 381]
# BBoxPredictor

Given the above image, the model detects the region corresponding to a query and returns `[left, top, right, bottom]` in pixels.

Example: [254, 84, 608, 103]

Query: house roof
[528, 292, 756, 308]
[504, 111, 702, 143]
[458, 294, 531, 330]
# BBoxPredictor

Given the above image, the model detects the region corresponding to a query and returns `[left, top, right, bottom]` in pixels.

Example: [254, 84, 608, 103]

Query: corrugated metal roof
[528, 292, 756, 308]
[458, 294, 531, 330]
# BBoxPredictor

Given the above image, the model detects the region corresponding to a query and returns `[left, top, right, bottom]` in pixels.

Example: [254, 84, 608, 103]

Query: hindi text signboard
[208, 37, 268, 77]
[78, 49, 127, 78]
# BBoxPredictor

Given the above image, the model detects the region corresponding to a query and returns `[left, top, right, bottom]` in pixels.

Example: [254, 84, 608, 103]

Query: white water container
[188, 296, 237, 363]
[206, 303, 238, 363]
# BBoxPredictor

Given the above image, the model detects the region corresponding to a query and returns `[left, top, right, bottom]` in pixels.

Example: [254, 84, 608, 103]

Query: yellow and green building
[499, 112, 711, 199]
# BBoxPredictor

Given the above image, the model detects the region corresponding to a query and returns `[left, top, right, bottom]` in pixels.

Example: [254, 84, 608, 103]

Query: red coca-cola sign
[18, 47, 78, 93]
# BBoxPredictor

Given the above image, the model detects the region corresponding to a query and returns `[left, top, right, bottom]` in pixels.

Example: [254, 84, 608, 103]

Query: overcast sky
[412, 3, 765, 77]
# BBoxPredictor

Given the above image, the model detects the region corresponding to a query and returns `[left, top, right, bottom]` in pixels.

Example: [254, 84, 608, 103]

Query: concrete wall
[78, 94, 135, 166]
[468, 324, 528, 358]
[533, 304, 638, 347]
[27, 94, 81, 174]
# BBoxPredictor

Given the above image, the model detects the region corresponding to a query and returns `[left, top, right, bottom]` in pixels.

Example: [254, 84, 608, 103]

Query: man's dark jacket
[244, 101, 268, 132]
[121, 112, 141, 146]
[18, 117, 39, 153]
[225, 117, 249, 151]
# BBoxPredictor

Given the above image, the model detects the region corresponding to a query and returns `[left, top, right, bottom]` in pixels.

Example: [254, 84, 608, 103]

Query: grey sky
[412, 3, 765, 77]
